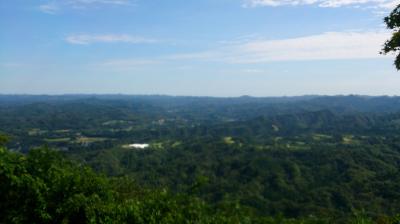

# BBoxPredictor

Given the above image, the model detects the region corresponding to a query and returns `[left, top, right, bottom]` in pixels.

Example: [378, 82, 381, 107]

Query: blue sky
[0, 0, 399, 96]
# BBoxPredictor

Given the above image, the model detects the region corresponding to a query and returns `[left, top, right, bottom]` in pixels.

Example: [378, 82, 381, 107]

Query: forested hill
[1, 94, 400, 113]
[1, 95, 400, 127]
[1, 95, 400, 150]
[1, 95, 400, 223]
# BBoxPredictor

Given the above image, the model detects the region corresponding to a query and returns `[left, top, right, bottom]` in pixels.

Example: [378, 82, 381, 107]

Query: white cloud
[102, 59, 159, 66]
[230, 31, 390, 63]
[0, 62, 25, 68]
[39, 0, 133, 14]
[96, 59, 160, 71]
[378, 0, 399, 9]
[70, 0, 131, 4]
[38, 3, 59, 14]
[66, 0, 133, 7]
[242, 0, 398, 9]
[87, 31, 391, 71]
[241, 68, 266, 73]
[66, 34, 157, 45]
[165, 52, 219, 60]
[167, 31, 391, 63]
[101, 59, 160, 67]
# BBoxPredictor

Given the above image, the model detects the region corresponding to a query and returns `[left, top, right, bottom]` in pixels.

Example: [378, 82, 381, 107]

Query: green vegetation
[2, 95, 400, 223]
[382, 3, 400, 70]
[2, 145, 400, 223]
[0, 133, 9, 146]
[0, 145, 338, 224]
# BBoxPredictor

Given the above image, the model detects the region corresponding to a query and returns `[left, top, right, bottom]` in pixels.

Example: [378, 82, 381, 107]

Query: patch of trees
[382, 3, 400, 70]
[4, 144, 377, 223]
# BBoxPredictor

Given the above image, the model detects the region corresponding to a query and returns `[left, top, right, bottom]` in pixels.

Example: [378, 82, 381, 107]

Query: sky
[0, 0, 399, 96]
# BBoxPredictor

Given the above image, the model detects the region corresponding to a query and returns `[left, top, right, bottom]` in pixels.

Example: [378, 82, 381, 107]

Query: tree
[0, 134, 9, 147]
[382, 4, 400, 70]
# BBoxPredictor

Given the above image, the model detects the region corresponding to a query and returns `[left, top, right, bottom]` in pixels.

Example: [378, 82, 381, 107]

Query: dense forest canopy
[1, 95, 400, 223]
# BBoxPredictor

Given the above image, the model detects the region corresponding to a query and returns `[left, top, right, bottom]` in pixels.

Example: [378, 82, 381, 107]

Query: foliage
[0, 147, 113, 223]
[2, 96, 400, 222]
[0, 133, 8, 146]
[0, 147, 342, 223]
[382, 4, 400, 70]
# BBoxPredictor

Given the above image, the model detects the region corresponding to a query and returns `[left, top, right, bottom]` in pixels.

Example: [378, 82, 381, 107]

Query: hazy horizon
[0, 93, 399, 98]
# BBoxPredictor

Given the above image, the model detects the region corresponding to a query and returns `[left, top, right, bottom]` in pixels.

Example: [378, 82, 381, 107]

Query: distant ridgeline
[1, 95, 400, 222]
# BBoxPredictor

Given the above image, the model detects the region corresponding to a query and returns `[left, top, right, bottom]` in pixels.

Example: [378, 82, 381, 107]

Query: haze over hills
[2, 94, 400, 222]
[2, 0, 400, 223]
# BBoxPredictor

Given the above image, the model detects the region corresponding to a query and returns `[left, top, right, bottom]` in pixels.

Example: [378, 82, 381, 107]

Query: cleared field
[75, 137, 109, 144]
[223, 136, 235, 145]
[45, 138, 71, 143]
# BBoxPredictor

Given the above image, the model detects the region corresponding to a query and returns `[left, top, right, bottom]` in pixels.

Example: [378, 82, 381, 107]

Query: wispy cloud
[102, 59, 159, 66]
[164, 52, 219, 60]
[66, 34, 157, 45]
[0, 62, 25, 68]
[242, 0, 398, 9]
[71, 0, 131, 4]
[38, 3, 59, 14]
[88, 30, 391, 72]
[39, 0, 134, 14]
[241, 68, 266, 73]
[229, 31, 390, 63]
[96, 59, 161, 71]
[166, 31, 391, 64]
